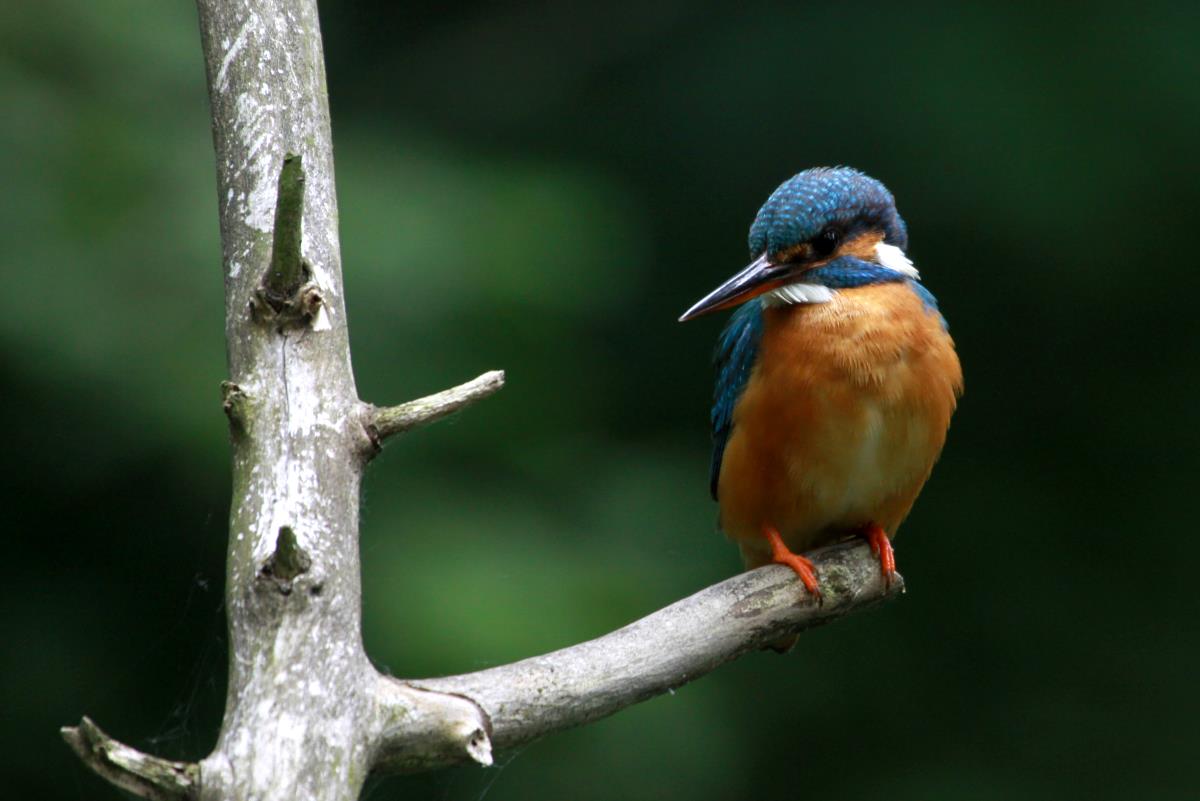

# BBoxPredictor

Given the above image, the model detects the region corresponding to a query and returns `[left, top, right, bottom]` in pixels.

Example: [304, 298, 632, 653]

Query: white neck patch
[875, 242, 919, 278]
[761, 282, 835, 307]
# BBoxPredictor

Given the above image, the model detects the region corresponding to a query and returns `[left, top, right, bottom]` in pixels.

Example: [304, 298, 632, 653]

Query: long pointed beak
[678, 253, 784, 322]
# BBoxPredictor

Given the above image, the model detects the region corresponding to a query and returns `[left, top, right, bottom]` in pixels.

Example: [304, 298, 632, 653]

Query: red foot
[862, 523, 896, 586]
[763, 524, 821, 599]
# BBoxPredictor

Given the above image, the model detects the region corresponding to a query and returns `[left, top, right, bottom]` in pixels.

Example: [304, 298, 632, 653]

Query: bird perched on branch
[680, 167, 962, 600]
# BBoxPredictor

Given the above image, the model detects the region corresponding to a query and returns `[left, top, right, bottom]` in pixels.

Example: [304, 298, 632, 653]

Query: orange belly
[717, 282, 963, 568]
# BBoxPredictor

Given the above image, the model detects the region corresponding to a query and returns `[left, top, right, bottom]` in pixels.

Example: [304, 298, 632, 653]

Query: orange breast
[717, 282, 963, 568]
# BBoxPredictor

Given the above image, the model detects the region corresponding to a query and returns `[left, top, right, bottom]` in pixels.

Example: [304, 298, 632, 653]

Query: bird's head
[679, 167, 913, 321]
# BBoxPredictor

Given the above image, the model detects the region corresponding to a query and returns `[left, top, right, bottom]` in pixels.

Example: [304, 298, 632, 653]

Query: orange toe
[862, 523, 896, 586]
[762, 524, 821, 598]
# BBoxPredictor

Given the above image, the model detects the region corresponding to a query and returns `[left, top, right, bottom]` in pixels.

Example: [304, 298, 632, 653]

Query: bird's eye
[812, 228, 840, 257]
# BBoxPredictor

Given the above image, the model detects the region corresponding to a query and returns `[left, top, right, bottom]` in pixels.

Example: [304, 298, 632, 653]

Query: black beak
[678, 253, 784, 322]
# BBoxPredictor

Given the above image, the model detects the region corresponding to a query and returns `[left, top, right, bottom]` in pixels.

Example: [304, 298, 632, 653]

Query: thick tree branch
[373, 539, 902, 774]
[65, 536, 900, 798]
[367, 369, 506, 444]
[60, 717, 198, 801]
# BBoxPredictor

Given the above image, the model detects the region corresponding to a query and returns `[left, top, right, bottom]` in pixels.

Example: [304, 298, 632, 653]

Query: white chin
[761, 283, 835, 307]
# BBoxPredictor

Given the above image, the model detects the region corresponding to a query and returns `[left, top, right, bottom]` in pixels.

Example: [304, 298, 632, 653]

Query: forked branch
[63, 540, 899, 793]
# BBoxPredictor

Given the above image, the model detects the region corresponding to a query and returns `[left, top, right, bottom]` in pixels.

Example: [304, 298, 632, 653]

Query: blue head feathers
[748, 167, 907, 259]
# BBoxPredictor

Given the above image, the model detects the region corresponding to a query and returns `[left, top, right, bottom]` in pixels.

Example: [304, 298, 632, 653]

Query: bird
[679, 167, 962, 602]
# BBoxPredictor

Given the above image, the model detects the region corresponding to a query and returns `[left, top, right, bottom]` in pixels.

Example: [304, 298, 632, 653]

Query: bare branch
[373, 539, 902, 774]
[61, 717, 198, 801]
[368, 370, 506, 444]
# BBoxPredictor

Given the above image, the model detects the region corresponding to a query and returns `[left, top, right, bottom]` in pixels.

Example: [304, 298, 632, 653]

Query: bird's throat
[760, 282, 835, 307]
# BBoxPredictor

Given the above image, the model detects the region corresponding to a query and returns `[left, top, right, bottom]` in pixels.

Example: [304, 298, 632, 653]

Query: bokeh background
[3, 2, 1197, 799]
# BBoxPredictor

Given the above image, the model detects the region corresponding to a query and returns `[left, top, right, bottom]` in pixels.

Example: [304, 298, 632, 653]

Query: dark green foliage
[3, 2, 1197, 800]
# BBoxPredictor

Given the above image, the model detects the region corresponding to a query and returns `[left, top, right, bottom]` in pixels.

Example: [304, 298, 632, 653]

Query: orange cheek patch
[838, 230, 885, 260]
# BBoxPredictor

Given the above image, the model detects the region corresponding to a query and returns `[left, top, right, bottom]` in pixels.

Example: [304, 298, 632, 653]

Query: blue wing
[709, 301, 764, 500]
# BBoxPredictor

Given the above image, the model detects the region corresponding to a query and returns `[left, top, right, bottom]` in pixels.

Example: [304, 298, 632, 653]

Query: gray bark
[59, 1, 905, 799]
[197, 2, 371, 798]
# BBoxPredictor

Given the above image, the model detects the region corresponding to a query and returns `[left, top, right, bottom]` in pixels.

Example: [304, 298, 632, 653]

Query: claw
[762, 524, 821, 599]
[862, 523, 896, 586]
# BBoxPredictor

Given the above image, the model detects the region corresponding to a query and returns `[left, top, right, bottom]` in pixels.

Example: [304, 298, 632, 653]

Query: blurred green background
[3, 1, 1197, 799]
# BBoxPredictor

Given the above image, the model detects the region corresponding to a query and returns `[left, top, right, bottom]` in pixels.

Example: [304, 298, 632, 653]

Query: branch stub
[61, 716, 198, 801]
[260, 525, 312, 590]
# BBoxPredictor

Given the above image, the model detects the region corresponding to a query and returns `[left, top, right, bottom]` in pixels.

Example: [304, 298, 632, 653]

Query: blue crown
[748, 167, 908, 259]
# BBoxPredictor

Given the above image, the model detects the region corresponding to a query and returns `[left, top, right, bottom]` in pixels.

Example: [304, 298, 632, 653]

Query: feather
[710, 302, 763, 500]
[874, 242, 919, 278]
[761, 282, 835, 306]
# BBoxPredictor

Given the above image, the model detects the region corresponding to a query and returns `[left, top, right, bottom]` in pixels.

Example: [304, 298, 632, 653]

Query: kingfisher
[680, 167, 962, 600]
